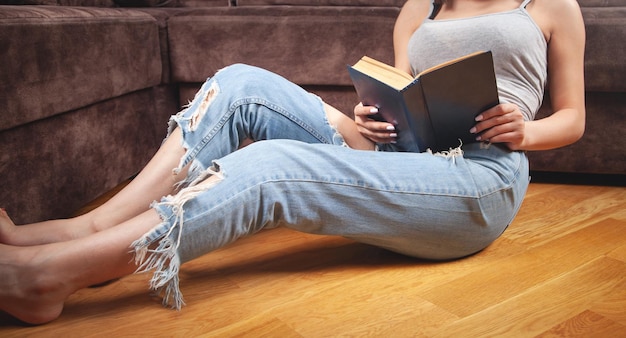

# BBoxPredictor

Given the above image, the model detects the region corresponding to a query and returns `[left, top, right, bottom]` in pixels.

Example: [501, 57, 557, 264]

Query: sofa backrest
[166, 6, 400, 86]
[234, 0, 405, 6]
[0, 0, 116, 5]
[0, 0, 232, 6]
[580, 7, 626, 92]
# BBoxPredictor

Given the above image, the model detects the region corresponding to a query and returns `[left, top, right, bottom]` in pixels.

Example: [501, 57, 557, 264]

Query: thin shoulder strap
[429, 1, 442, 20]
[520, 0, 532, 8]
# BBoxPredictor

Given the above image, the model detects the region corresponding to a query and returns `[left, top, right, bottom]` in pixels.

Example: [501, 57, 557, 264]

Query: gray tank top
[407, 0, 547, 120]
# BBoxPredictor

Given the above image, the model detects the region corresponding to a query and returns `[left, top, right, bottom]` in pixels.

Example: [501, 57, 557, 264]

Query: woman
[0, 0, 585, 324]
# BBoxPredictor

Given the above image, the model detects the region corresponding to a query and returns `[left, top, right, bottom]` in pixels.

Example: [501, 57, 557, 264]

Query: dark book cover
[348, 51, 499, 152]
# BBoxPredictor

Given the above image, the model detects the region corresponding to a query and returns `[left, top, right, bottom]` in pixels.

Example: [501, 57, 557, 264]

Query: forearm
[521, 108, 585, 151]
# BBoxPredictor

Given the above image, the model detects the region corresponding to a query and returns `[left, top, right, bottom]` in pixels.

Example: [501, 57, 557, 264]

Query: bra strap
[429, 1, 442, 20]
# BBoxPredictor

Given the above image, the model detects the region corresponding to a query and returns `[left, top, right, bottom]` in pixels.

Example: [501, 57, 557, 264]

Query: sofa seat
[168, 5, 401, 114]
[0, 5, 175, 224]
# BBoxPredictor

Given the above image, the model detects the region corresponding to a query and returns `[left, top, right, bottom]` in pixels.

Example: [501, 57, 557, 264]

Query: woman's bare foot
[0, 243, 70, 324]
[0, 209, 163, 324]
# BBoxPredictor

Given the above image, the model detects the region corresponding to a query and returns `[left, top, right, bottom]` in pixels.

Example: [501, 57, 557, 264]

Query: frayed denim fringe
[131, 165, 224, 310]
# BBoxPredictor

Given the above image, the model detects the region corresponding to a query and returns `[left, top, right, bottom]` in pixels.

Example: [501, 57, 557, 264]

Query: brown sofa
[1, 0, 624, 224]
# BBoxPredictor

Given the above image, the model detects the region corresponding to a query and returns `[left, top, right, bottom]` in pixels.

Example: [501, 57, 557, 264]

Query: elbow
[567, 113, 586, 146]
[574, 124, 585, 143]
[574, 108, 586, 141]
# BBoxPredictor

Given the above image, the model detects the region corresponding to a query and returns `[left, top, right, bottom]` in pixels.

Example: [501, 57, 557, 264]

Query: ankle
[0, 246, 67, 324]
[19, 273, 66, 324]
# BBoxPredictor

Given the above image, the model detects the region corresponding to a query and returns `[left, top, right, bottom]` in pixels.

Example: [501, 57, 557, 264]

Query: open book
[348, 51, 499, 152]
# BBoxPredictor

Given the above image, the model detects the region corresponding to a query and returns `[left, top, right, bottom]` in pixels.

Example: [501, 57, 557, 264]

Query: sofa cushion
[116, 0, 230, 6]
[168, 6, 399, 85]
[59, 0, 115, 5]
[178, 0, 231, 6]
[0, 0, 57, 4]
[0, 6, 162, 131]
[114, 0, 178, 6]
[0, 0, 116, 5]
[581, 7, 626, 92]
[235, 0, 405, 6]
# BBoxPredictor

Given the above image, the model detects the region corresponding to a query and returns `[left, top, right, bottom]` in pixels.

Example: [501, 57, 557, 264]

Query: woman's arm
[472, 0, 586, 151]
[393, 0, 431, 72]
[354, 0, 431, 143]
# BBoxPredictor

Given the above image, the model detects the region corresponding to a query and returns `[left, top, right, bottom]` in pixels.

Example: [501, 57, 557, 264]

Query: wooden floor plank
[535, 310, 626, 338]
[608, 243, 626, 263]
[203, 315, 303, 338]
[429, 257, 626, 337]
[418, 217, 626, 318]
[505, 185, 625, 248]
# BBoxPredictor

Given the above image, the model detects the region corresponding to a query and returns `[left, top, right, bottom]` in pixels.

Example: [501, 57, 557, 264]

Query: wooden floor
[1, 175, 625, 337]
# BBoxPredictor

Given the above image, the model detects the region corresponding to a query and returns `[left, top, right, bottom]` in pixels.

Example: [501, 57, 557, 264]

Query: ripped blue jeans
[131, 64, 530, 309]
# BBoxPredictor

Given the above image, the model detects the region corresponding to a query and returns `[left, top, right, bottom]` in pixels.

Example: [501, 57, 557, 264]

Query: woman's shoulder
[396, 0, 432, 31]
[399, 0, 433, 18]
[529, 0, 581, 15]
[527, 0, 584, 42]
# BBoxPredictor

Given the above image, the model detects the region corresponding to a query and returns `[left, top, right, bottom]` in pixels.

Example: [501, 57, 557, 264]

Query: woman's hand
[354, 103, 398, 144]
[470, 103, 527, 150]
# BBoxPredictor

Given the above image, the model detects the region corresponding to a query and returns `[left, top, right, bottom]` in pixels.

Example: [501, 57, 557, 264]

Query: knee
[216, 63, 255, 77]
[213, 64, 286, 94]
[215, 64, 271, 85]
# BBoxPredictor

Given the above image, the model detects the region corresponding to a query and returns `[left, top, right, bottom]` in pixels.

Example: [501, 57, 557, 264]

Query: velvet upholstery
[167, 6, 399, 85]
[0, 0, 116, 6]
[1, 0, 624, 224]
[0, 6, 162, 130]
[579, 8, 626, 91]
[0, 86, 177, 224]
[168, 5, 399, 114]
[177, 0, 230, 6]
[235, 0, 405, 6]
[528, 93, 625, 174]
[577, 0, 626, 6]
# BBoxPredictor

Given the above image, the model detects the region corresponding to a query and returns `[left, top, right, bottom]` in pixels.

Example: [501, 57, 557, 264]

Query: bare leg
[0, 208, 162, 325]
[0, 128, 188, 246]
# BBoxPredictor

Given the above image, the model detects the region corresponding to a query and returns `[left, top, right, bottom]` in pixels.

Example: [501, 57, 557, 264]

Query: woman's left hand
[470, 103, 527, 151]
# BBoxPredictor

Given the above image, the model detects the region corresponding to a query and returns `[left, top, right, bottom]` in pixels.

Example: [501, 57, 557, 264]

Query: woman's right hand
[353, 103, 398, 144]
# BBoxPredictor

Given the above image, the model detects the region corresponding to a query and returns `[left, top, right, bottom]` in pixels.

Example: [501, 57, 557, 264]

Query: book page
[351, 56, 414, 90]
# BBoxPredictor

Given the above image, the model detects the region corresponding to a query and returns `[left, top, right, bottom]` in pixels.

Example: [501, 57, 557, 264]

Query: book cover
[348, 51, 499, 152]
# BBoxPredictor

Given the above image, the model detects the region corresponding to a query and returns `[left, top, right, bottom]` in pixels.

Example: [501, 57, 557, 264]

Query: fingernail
[476, 136, 482, 141]
[470, 127, 476, 134]
[386, 125, 395, 131]
[389, 133, 398, 138]
[370, 107, 379, 113]
[475, 115, 483, 121]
